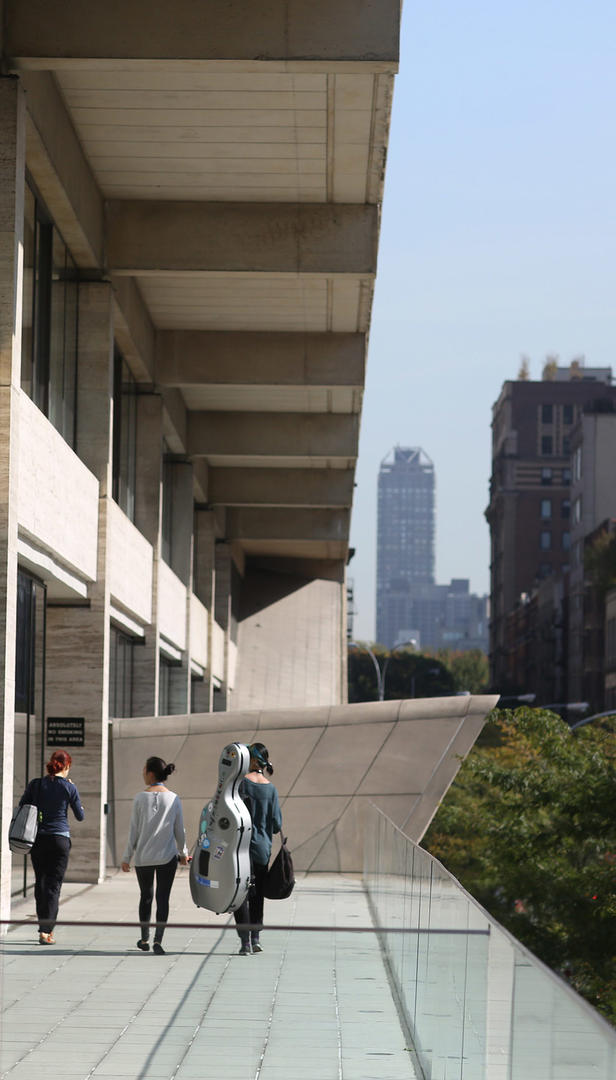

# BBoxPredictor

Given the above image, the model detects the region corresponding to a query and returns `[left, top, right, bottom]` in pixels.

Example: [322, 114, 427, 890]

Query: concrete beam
[111, 276, 155, 383]
[208, 467, 355, 508]
[20, 71, 103, 267]
[6, 1, 400, 66]
[106, 202, 377, 276]
[249, 555, 346, 583]
[226, 508, 350, 543]
[187, 412, 358, 459]
[161, 388, 187, 455]
[156, 331, 365, 388]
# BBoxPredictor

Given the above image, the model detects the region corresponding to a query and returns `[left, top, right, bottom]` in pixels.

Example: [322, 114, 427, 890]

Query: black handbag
[262, 835, 295, 900]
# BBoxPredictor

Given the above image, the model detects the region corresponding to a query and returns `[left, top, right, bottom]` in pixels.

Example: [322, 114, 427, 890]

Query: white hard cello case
[189, 742, 252, 914]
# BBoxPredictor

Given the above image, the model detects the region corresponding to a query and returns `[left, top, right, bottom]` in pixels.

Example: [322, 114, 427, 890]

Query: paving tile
[2, 872, 417, 1080]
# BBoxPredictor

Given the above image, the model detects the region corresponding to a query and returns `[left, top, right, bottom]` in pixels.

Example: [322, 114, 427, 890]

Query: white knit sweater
[122, 790, 188, 867]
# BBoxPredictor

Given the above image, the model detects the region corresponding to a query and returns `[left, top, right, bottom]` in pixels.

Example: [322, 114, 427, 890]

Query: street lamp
[348, 639, 418, 702]
[348, 641, 385, 700]
[381, 640, 418, 698]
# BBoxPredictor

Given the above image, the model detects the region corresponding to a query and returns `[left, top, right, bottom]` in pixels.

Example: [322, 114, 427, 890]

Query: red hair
[46, 749, 72, 775]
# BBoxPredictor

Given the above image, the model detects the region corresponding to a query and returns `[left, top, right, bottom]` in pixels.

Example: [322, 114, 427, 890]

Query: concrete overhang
[6, 0, 400, 66]
[4, 0, 400, 565]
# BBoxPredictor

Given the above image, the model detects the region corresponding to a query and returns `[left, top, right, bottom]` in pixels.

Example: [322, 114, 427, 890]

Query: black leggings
[135, 856, 178, 943]
[234, 860, 268, 943]
[30, 833, 71, 934]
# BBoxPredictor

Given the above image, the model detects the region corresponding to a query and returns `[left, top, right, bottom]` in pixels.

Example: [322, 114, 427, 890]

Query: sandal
[39, 932, 55, 945]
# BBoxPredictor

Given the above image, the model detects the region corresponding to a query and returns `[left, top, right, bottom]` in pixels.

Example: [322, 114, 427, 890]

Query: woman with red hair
[19, 749, 85, 944]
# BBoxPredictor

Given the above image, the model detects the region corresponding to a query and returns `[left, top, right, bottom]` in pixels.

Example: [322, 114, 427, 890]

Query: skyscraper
[376, 446, 435, 647]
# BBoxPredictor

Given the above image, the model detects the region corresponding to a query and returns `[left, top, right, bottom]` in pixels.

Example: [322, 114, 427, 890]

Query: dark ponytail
[249, 743, 274, 776]
[146, 756, 175, 782]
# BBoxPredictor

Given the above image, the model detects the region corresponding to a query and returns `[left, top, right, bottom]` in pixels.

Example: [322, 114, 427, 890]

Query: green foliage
[429, 648, 489, 694]
[584, 530, 616, 594]
[348, 644, 454, 702]
[423, 708, 616, 1023]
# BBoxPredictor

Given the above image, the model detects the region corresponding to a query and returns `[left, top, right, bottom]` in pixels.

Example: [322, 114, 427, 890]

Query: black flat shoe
[137, 940, 150, 952]
[153, 942, 165, 955]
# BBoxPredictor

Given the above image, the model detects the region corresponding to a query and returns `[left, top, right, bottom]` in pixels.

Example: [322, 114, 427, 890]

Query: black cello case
[189, 742, 252, 914]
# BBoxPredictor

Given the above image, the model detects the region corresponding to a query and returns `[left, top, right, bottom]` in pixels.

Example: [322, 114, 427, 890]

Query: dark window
[541, 435, 553, 456]
[561, 499, 570, 520]
[21, 183, 78, 448]
[161, 443, 174, 566]
[563, 404, 574, 425]
[541, 404, 553, 424]
[109, 627, 134, 717]
[539, 563, 552, 579]
[540, 531, 552, 550]
[562, 436, 571, 455]
[562, 467, 571, 485]
[541, 468, 552, 486]
[159, 656, 174, 715]
[112, 349, 137, 521]
[540, 499, 552, 519]
[562, 532, 571, 551]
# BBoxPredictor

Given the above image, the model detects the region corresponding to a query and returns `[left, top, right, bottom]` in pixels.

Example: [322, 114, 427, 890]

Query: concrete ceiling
[6, 0, 399, 564]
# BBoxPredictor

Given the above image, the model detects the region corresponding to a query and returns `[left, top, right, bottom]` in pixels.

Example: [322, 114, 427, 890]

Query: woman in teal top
[234, 743, 282, 955]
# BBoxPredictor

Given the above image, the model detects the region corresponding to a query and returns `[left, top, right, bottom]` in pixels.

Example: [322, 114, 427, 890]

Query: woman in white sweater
[121, 756, 188, 954]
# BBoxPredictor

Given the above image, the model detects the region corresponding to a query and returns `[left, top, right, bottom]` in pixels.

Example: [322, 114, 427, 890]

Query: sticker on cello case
[196, 876, 219, 888]
[213, 844, 226, 860]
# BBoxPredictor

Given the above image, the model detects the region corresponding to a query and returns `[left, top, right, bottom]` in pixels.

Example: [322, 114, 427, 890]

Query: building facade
[376, 448, 488, 650]
[0, 3, 400, 919]
[568, 408, 616, 705]
[376, 447, 435, 647]
[486, 368, 616, 690]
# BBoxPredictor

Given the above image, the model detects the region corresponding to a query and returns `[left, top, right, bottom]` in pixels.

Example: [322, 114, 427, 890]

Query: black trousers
[30, 833, 71, 934]
[234, 860, 268, 943]
[135, 856, 178, 943]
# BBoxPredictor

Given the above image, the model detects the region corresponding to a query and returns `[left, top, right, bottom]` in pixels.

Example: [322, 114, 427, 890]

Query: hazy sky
[350, 0, 616, 641]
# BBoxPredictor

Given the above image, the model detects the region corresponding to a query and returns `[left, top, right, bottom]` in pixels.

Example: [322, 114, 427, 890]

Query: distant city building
[376, 447, 488, 651]
[568, 407, 616, 706]
[486, 362, 616, 694]
[376, 446, 435, 647]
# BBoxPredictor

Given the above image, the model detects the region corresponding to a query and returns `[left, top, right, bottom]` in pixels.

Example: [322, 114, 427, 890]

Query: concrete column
[193, 510, 217, 712]
[0, 76, 25, 925]
[132, 393, 162, 716]
[214, 542, 233, 711]
[45, 281, 114, 883]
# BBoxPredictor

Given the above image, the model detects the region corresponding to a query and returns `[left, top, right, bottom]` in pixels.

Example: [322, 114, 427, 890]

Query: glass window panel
[20, 185, 36, 397]
[48, 227, 67, 436]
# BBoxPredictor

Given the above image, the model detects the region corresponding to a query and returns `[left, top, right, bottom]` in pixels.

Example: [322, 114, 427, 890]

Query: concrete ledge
[6, 0, 401, 64]
[112, 695, 499, 872]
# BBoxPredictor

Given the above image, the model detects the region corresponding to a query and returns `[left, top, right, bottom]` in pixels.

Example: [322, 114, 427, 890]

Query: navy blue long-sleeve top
[20, 775, 85, 837]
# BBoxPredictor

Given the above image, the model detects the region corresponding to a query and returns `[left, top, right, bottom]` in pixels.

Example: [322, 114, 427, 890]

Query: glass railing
[364, 803, 616, 1080]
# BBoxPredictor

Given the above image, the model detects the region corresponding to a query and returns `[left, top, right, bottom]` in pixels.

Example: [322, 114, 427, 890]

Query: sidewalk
[1, 872, 417, 1080]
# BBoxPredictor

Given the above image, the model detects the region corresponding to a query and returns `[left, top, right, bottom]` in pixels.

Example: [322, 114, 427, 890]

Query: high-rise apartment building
[486, 366, 616, 690]
[376, 447, 435, 647]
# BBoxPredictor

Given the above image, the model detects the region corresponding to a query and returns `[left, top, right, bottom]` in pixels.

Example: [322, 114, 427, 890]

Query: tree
[423, 708, 616, 1022]
[585, 528, 616, 595]
[347, 645, 454, 702]
[430, 648, 489, 693]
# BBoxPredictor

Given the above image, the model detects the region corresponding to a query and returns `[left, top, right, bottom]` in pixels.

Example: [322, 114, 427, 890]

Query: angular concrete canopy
[5, 0, 400, 563]
[112, 695, 499, 872]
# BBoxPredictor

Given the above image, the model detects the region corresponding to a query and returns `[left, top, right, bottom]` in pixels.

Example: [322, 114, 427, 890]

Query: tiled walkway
[1, 872, 417, 1080]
